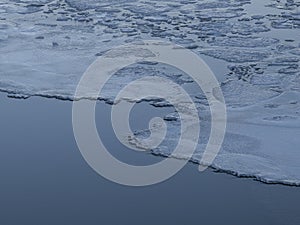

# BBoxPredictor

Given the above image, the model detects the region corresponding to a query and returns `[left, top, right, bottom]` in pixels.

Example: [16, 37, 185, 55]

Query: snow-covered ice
[0, 0, 300, 185]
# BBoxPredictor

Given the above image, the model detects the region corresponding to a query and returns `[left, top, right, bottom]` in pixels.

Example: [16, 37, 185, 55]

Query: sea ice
[0, 0, 300, 185]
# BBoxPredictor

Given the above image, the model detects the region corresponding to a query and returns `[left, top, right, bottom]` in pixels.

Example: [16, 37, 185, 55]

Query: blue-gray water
[0, 93, 300, 225]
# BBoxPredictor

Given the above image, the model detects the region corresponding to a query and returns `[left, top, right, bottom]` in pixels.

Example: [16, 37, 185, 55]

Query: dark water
[0, 93, 299, 225]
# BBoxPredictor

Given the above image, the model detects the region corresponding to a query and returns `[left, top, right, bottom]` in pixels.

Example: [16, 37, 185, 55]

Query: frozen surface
[0, 0, 300, 185]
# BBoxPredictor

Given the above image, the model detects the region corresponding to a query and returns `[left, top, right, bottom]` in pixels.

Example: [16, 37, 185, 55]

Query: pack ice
[0, 0, 300, 185]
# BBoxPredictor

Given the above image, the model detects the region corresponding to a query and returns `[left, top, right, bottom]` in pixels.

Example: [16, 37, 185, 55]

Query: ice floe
[0, 0, 300, 185]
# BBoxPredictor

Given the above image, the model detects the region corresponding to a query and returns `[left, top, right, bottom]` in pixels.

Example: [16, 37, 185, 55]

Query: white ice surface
[0, 0, 300, 185]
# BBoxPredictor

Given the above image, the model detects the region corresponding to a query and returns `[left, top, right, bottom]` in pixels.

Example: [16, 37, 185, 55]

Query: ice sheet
[0, 0, 300, 185]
